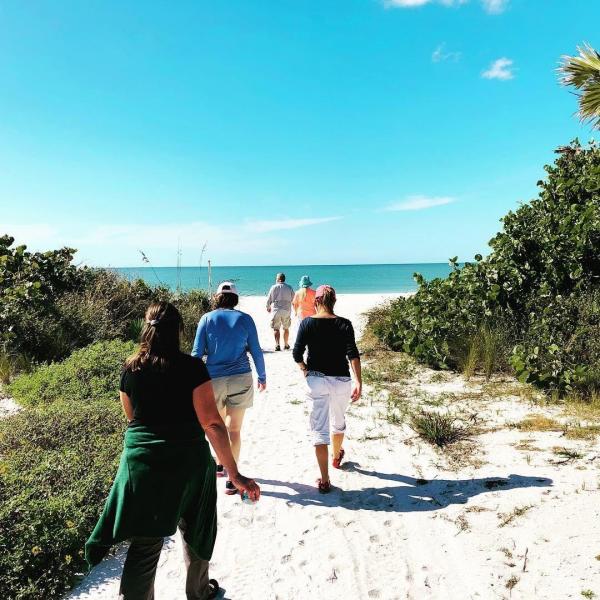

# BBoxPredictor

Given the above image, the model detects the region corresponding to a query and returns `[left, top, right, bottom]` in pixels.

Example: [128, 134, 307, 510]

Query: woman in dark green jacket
[86, 301, 260, 600]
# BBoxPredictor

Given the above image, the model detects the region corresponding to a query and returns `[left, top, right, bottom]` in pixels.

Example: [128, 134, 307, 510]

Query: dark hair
[315, 287, 336, 314]
[212, 292, 239, 310]
[277, 272, 286, 282]
[125, 302, 183, 371]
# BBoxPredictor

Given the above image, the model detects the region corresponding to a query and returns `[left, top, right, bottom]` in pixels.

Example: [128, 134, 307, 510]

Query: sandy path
[67, 294, 600, 600]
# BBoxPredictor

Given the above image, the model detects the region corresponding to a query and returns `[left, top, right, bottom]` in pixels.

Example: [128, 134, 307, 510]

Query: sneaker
[275, 345, 281, 351]
[224, 480, 238, 495]
[216, 464, 227, 478]
[284, 344, 290, 350]
[317, 478, 331, 494]
[332, 448, 345, 470]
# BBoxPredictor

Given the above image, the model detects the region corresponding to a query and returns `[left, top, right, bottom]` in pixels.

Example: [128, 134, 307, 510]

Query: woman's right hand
[231, 473, 261, 501]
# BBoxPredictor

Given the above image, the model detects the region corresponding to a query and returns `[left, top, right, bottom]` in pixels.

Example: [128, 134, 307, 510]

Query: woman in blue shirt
[192, 281, 266, 495]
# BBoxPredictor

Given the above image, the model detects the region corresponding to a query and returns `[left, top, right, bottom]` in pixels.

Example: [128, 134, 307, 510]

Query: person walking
[86, 301, 260, 600]
[266, 272, 295, 351]
[192, 281, 266, 495]
[293, 285, 362, 494]
[292, 275, 316, 321]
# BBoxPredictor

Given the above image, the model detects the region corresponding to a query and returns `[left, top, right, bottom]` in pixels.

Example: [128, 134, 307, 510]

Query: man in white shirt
[266, 272, 295, 351]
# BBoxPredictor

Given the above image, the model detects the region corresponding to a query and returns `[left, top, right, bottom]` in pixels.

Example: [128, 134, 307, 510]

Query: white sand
[67, 293, 600, 600]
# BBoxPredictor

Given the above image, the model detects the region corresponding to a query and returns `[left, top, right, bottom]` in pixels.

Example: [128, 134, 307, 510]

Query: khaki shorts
[270, 309, 291, 330]
[211, 372, 254, 411]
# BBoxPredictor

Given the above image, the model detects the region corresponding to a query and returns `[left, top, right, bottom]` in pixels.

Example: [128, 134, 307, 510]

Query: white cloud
[432, 43, 461, 63]
[482, 57, 514, 80]
[246, 217, 342, 234]
[2, 216, 343, 265]
[385, 0, 508, 12]
[481, 0, 509, 13]
[384, 195, 455, 211]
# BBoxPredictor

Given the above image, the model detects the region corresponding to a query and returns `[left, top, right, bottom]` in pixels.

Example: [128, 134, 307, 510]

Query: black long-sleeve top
[292, 316, 360, 377]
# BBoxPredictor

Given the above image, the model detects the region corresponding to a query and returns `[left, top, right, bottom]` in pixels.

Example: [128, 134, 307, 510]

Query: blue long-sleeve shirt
[191, 309, 266, 384]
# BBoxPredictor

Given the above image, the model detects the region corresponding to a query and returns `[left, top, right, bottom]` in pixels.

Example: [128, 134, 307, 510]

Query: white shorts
[305, 373, 352, 446]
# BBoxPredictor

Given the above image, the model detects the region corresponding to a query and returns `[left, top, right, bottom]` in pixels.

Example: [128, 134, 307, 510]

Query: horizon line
[110, 261, 455, 269]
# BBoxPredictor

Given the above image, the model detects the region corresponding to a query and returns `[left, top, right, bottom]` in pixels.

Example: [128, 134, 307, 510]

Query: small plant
[506, 575, 519, 593]
[551, 447, 584, 464]
[126, 318, 145, 342]
[498, 505, 533, 528]
[581, 590, 595, 599]
[410, 411, 470, 447]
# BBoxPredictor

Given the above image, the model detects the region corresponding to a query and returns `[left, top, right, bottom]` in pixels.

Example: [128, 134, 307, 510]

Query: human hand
[351, 383, 362, 402]
[257, 382, 266, 392]
[231, 473, 261, 501]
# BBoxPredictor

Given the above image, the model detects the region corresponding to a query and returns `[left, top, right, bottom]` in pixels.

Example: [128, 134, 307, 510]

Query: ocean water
[115, 263, 452, 295]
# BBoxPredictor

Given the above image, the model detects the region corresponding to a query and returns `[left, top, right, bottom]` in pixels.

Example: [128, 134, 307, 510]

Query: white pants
[305, 373, 352, 446]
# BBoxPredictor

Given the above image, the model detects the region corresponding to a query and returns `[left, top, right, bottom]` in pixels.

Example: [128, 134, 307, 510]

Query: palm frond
[559, 43, 600, 129]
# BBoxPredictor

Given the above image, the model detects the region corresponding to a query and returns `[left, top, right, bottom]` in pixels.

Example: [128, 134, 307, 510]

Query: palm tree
[559, 43, 600, 129]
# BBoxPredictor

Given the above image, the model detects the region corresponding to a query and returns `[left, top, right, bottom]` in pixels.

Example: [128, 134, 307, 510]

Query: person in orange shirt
[292, 275, 317, 320]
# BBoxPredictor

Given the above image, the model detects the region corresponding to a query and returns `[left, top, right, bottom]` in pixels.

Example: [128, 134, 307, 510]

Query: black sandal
[208, 578, 220, 599]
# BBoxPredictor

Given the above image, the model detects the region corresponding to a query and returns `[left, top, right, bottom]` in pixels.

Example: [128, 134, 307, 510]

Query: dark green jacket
[86, 424, 217, 567]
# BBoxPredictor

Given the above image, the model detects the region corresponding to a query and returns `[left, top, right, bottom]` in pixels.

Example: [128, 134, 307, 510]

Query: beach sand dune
[68, 294, 600, 600]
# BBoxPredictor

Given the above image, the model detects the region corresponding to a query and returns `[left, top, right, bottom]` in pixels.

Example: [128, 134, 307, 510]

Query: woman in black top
[86, 302, 260, 600]
[293, 285, 362, 493]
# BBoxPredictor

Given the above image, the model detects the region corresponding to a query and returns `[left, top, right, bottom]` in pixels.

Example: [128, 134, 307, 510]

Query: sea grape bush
[368, 140, 600, 393]
[0, 235, 210, 365]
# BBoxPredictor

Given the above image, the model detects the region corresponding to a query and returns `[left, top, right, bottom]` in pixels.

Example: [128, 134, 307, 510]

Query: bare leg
[315, 444, 329, 482]
[274, 329, 281, 347]
[224, 407, 246, 463]
[283, 328, 290, 347]
[332, 433, 344, 460]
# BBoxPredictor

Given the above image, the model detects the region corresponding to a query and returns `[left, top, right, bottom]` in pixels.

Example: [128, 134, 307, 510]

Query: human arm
[292, 291, 299, 316]
[345, 322, 362, 401]
[293, 320, 308, 376]
[120, 391, 134, 422]
[349, 357, 362, 402]
[191, 317, 208, 358]
[266, 287, 273, 312]
[246, 316, 266, 390]
[193, 381, 260, 500]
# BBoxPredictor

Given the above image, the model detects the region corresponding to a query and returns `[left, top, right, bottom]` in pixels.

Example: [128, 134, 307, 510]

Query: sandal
[332, 448, 345, 469]
[224, 480, 238, 495]
[208, 578, 220, 599]
[275, 345, 281, 351]
[317, 478, 331, 494]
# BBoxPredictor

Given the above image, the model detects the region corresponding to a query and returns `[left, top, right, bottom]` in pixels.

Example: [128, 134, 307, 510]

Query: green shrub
[0, 401, 125, 600]
[0, 236, 210, 364]
[410, 411, 470, 447]
[367, 141, 600, 394]
[8, 340, 135, 407]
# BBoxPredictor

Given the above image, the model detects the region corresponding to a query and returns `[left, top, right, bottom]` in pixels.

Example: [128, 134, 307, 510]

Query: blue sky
[0, 0, 598, 267]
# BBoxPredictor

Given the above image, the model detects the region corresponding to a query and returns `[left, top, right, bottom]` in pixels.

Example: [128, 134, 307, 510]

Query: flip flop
[208, 578, 220, 599]
[332, 448, 345, 469]
[317, 478, 331, 494]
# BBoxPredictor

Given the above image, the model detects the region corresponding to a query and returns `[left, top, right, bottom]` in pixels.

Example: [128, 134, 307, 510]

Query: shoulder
[180, 353, 208, 371]
[336, 316, 354, 328]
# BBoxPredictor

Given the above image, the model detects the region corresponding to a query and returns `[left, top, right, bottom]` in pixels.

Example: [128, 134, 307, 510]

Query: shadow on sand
[256, 465, 552, 512]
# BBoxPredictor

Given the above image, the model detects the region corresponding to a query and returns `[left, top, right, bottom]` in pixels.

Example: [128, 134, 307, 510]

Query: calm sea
[115, 263, 451, 295]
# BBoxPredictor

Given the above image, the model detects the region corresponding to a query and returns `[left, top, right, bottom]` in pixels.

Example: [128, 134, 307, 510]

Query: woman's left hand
[351, 383, 362, 402]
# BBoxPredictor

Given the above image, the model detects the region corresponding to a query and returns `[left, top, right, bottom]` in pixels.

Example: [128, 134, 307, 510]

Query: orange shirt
[293, 288, 316, 320]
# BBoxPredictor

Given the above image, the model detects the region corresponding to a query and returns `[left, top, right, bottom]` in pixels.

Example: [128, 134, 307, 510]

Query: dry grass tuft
[513, 414, 563, 432]
[498, 505, 533, 528]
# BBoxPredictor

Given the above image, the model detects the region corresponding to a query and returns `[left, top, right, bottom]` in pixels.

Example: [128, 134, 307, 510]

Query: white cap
[216, 281, 239, 295]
